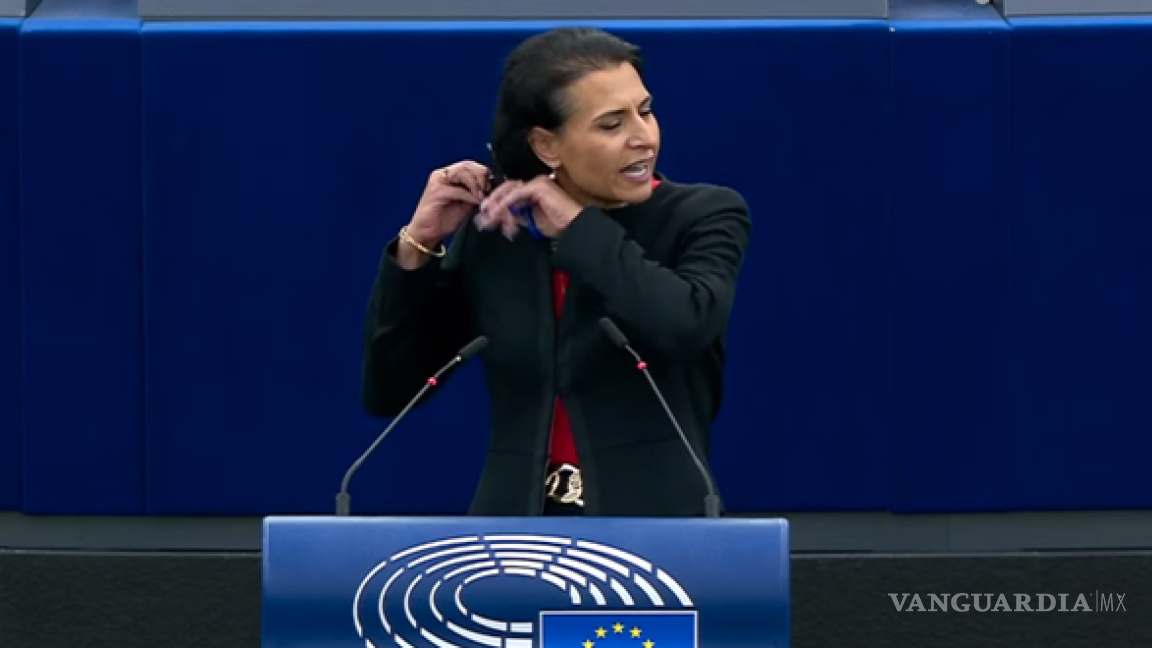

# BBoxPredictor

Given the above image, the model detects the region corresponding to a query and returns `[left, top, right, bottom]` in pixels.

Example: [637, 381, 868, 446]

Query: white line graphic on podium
[351, 533, 696, 648]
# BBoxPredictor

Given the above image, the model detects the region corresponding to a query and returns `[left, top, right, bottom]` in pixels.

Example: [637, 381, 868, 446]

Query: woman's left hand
[476, 175, 583, 240]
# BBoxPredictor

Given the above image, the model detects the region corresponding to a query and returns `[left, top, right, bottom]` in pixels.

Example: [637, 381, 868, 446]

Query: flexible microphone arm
[598, 318, 722, 518]
[336, 336, 488, 516]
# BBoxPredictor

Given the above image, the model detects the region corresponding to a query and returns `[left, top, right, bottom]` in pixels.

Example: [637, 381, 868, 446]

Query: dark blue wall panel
[19, 18, 144, 514]
[889, 2, 1012, 513]
[1007, 16, 1152, 511]
[140, 23, 507, 515]
[140, 20, 890, 515]
[0, 19, 21, 512]
[688, 22, 892, 512]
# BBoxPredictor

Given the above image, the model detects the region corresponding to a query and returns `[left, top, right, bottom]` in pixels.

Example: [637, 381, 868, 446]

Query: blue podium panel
[18, 17, 145, 514]
[262, 516, 788, 648]
[141, 20, 889, 516]
[0, 19, 20, 511]
[889, 3, 1013, 512]
[1007, 17, 1152, 510]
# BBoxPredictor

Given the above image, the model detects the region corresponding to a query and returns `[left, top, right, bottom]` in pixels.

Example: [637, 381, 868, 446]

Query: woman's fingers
[452, 162, 489, 201]
[484, 182, 538, 220]
[476, 204, 518, 234]
[477, 181, 522, 231]
[480, 180, 521, 213]
[436, 185, 481, 207]
[440, 161, 488, 202]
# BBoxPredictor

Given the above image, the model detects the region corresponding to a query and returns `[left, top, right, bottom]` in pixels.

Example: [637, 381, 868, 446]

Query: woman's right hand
[400, 162, 489, 263]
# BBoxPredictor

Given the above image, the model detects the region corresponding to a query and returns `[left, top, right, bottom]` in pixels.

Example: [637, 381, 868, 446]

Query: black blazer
[360, 175, 751, 516]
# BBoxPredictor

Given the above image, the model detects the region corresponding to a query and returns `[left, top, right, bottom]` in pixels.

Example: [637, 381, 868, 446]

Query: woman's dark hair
[490, 28, 643, 181]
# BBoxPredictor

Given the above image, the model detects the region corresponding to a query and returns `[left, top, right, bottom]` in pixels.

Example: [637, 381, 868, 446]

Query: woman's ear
[528, 126, 561, 171]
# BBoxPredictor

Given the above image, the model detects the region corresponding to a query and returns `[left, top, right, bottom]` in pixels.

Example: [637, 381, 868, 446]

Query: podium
[261, 516, 789, 648]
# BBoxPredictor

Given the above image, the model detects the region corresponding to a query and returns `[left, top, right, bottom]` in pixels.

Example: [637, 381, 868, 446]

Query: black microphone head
[598, 317, 630, 349]
[457, 336, 489, 360]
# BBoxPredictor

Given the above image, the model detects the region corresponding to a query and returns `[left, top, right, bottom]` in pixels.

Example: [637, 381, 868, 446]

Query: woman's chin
[616, 184, 653, 204]
[576, 180, 653, 209]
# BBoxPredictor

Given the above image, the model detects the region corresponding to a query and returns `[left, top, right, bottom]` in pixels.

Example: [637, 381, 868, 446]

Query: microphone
[598, 317, 722, 518]
[336, 336, 489, 516]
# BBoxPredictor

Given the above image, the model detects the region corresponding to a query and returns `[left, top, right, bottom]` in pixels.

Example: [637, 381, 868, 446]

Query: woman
[360, 27, 750, 517]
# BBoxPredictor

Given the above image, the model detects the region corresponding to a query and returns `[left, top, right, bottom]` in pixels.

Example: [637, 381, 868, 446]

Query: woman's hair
[489, 28, 643, 181]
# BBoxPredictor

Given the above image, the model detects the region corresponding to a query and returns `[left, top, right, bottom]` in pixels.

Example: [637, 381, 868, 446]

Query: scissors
[486, 142, 545, 240]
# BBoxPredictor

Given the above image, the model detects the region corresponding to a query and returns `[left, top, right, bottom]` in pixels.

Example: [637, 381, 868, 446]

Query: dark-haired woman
[360, 28, 751, 517]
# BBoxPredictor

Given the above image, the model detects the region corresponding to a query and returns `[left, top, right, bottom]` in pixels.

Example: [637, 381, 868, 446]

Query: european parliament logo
[351, 534, 698, 648]
[540, 611, 697, 648]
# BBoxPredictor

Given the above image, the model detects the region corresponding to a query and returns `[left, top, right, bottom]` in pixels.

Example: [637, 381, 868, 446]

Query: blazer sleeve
[359, 237, 473, 417]
[550, 186, 751, 360]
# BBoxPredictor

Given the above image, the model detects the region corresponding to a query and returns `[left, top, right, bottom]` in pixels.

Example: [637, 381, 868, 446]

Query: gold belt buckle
[544, 463, 584, 507]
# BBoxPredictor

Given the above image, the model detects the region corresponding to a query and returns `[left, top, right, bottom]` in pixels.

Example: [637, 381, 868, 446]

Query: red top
[548, 271, 578, 465]
[548, 179, 660, 466]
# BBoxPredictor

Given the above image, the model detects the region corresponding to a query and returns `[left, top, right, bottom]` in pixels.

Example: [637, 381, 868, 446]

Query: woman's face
[535, 63, 660, 208]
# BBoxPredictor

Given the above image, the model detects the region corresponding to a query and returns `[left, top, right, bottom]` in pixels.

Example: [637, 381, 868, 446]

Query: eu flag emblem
[539, 610, 697, 648]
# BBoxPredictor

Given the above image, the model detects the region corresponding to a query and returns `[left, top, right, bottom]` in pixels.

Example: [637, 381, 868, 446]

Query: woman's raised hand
[397, 161, 489, 268]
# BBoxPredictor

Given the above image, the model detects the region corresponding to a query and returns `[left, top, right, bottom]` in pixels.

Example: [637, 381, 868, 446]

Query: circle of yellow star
[613, 623, 624, 634]
[642, 640, 655, 648]
[595, 627, 607, 638]
[630, 627, 642, 638]
[582, 640, 594, 648]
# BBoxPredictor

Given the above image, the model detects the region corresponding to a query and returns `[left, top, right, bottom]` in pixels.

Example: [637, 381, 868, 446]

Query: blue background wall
[0, 19, 20, 512]
[1006, 16, 1152, 511]
[889, 4, 1013, 513]
[3, 6, 1152, 516]
[19, 16, 144, 514]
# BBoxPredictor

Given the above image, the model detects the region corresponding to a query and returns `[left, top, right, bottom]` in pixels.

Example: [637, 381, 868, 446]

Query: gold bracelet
[398, 226, 446, 258]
